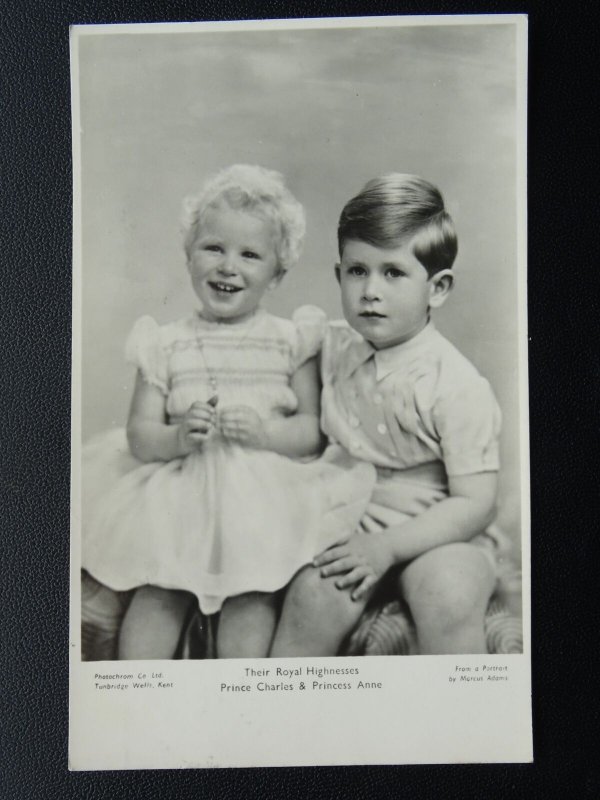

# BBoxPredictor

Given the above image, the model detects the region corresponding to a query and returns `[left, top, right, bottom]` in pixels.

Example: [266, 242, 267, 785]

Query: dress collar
[194, 307, 265, 331]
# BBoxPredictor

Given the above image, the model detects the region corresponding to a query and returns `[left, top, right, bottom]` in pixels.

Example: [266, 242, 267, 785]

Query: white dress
[82, 306, 375, 614]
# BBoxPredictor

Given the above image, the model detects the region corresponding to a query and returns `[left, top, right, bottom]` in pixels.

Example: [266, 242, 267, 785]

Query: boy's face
[337, 238, 444, 350]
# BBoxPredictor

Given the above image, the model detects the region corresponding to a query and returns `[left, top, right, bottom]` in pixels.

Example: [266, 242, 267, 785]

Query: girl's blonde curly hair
[182, 164, 306, 272]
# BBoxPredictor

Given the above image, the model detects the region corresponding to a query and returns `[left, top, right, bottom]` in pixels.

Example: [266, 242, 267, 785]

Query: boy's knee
[414, 579, 478, 630]
[402, 545, 494, 630]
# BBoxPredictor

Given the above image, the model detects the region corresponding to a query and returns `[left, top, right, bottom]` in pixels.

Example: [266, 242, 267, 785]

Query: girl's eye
[203, 244, 222, 253]
[242, 250, 260, 260]
[386, 268, 403, 278]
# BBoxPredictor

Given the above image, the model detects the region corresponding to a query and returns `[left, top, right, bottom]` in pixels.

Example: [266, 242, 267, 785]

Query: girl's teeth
[213, 282, 238, 293]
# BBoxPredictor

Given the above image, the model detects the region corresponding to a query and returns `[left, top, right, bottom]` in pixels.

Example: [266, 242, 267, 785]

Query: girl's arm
[218, 356, 324, 458]
[263, 356, 324, 457]
[126, 372, 216, 462]
[315, 471, 498, 599]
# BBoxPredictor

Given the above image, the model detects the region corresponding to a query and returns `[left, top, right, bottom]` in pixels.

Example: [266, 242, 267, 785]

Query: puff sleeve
[124, 316, 169, 395]
[432, 375, 502, 476]
[290, 305, 328, 372]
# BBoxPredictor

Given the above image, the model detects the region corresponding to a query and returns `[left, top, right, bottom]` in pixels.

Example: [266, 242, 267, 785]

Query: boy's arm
[218, 356, 325, 458]
[385, 471, 497, 562]
[315, 470, 498, 600]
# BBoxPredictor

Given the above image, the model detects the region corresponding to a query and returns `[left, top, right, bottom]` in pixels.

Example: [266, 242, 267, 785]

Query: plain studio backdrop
[78, 21, 522, 552]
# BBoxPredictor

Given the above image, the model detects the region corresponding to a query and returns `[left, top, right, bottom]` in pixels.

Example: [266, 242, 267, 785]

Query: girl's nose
[217, 253, 238, 276]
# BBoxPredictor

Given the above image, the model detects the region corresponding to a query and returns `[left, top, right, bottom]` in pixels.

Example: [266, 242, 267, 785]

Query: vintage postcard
[69, 14, 531, 768]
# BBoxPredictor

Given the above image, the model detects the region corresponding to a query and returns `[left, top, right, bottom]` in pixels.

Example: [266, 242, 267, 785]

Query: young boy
[270, 173, 503, 656]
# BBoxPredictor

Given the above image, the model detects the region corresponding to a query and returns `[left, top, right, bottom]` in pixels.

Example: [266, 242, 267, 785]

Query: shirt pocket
[383, 365, 439, 463]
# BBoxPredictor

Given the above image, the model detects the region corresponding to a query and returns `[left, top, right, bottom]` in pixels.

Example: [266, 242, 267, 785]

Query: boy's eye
[203, 244, 222, 253]
[242, 250, 260, 260]
[347, 265, 366, 276]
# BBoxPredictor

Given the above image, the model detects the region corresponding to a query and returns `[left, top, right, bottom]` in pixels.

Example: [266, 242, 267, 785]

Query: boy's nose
[362, 275, 382, 301]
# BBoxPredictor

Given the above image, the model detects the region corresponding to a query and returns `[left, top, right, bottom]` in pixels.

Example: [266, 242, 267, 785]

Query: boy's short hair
[337, 173, 458, 276]
[182, 164, 306, 272]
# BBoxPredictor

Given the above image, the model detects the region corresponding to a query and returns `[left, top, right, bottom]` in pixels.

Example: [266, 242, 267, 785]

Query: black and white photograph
[69, 15, 531, 768]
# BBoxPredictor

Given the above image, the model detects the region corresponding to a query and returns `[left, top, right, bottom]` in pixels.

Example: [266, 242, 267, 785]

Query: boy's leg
[118, 585, 193, 660]
[399, 542, 495, 655]
[269, 566, 371, 657]
[217, 592, 278, 659]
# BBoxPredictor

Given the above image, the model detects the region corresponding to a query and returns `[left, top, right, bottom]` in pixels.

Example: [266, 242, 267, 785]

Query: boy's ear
[335, 264, 341, 284]
[428, 269, 454, 309]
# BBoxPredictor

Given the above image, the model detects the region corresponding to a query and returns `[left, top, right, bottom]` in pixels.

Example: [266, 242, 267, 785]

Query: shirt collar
[340, 332, 376, 378]
[373, 322, 438, 381]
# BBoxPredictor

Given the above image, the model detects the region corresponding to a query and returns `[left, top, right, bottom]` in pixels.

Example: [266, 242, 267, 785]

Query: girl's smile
[188, 205, 281, 323]
[336, 238, 451, 349]
[208, 280, 242, 294]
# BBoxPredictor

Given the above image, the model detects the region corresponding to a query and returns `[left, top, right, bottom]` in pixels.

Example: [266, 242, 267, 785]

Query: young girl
[82, 165, 374, 660]
[270, 173, 508, 657]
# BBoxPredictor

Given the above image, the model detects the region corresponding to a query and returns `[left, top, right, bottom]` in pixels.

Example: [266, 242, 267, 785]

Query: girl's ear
[268, 269, 286, 290]
[185, 245, 194, 273]
[428, 269, 454, 309]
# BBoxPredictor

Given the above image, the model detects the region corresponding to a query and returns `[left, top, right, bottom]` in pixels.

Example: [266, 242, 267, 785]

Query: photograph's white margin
[68, 14, 532, 770]
[68, 23, 83, 770]
[515, 16, 531, 661]
[69, 13, 528, 36]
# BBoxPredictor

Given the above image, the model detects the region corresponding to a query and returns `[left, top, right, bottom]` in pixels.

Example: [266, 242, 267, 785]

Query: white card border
[69, 14, 531, 770]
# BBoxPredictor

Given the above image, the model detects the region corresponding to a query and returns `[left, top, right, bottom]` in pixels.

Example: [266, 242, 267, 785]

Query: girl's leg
[81, 570, 131, 661]
[399, 542, 496, 655]
[269, 566, 371, 657]
[118, 585, 193, 660]
[217, 592, 279, 659]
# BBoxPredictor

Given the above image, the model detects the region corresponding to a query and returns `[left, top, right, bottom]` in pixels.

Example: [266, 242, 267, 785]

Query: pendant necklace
[195, 311, 257, 406]
[196, 337, 219, 401]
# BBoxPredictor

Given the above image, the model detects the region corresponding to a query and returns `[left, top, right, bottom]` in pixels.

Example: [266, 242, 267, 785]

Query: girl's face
[188, 204, 281, 323]
[336, 237, 450, 349]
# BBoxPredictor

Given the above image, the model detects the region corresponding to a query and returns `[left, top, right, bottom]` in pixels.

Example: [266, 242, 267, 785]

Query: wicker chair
[81, 567, 523, 661]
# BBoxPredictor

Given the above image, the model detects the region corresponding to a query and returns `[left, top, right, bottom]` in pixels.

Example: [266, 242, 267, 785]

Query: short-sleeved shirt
[320, 321, 501, 484]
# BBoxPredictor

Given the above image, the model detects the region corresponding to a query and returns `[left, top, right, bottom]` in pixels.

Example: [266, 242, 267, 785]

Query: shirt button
[377, 423, 388, 435]
[349, 415, 360, 428]
[373, 393, 383, 405]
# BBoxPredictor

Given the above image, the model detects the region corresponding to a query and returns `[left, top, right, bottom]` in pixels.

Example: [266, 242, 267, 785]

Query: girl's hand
[313, 532, 396, 601]
[177, 401, 217, 454]
[218, 405, 267, 449]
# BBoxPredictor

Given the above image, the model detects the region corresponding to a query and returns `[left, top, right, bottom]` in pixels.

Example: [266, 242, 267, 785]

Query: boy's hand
[177, 401, 217, 453]
[218, 405, 267, 449]
[313, 531, 396, 601]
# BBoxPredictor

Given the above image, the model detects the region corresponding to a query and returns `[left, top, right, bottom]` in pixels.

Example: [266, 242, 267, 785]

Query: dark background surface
[1, 1, 598, 797]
